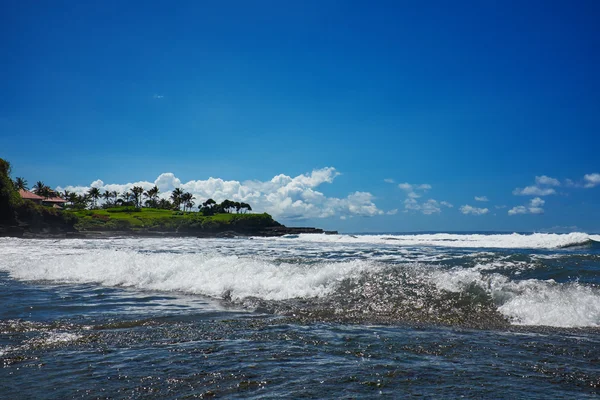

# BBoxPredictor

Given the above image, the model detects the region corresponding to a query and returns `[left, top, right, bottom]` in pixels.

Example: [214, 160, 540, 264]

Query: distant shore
[0, 222, 336, 240]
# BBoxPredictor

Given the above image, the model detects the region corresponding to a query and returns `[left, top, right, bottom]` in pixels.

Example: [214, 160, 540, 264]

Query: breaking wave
[1, 248, 598, 328]
[267, 232, 600, 250]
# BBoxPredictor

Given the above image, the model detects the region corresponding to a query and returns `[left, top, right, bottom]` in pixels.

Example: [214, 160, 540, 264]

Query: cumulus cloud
[474, 196, 488, 202]
[460, 205, 489, 215]
[508, 206, 528, 215]
[398, 183, 431, 195]
[404, 198, 441, 215]
[512, 186, 556, 196]
[508, 197, 545, 215]
[584, 173, 600, 188]
[386, 209, 398, 215]
[513, 174, 561, 196]
[56, 167, 383, 220]
[153, 94, 164, 99]
[535, 175, 560, 186]
[384, 178, 395, 184]
[397, 183, 450, 215]
[398, 183, 431, 199]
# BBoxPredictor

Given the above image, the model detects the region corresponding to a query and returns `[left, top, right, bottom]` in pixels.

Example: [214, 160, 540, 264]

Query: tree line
[12, 177, 252, 215]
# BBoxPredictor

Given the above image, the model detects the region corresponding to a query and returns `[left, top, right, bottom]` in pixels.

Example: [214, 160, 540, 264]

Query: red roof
[44, 196, 67, 203]
[19, 189, 44, 200]
[18, 190, 67, 203]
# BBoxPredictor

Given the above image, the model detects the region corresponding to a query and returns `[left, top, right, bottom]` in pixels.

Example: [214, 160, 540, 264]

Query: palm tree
[68, 192, 78, 207]
[102, 190, 112, 207]
[181, 192, 195, 212]
[131, 186, 144, 208]
[14, 177, 28, 191]
[88, 187, 101, 209]
[158, 198, 172, 209]
[171, 188, 184, 210]
[75, 194, 89, 209]
[120, 191, 132, 205]
[61, 190, 71, 206]
[143, 185, 159, 208]
[33, 181, 46, 196]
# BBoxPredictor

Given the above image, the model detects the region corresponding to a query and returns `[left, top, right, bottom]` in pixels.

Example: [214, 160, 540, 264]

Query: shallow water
[1, 233, 599, 398]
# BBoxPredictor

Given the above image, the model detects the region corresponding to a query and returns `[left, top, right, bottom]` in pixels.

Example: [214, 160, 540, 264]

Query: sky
[2, 1, 599, 233]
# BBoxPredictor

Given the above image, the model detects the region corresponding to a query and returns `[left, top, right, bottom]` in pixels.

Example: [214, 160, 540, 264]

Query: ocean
[1, 232, 599, 398]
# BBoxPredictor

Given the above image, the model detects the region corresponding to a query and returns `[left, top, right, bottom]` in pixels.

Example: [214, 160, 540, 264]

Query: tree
[14, 177, 28, 191]
[240, 202, 252, 213]
[67, 192, 78, 207]
[131, 186, 144, 208]
[157, 198, 172, 210]
[144, 186, 159, 208]
[33, 181, 46, 196]
[0, 158, 22, 221]
[181, 192, 195, 212]
[119, 191, 133, 206]
[75, 194, 89, 209]
[102, 190, 112, 208]
[88, 187, 101, 209]
[62, 190, 71, 206]
[200, 198, 217, 215]
[171, 188, 184, 210]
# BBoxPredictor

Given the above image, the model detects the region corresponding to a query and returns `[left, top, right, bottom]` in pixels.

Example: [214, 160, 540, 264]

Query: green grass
[66, 207, 277, 232]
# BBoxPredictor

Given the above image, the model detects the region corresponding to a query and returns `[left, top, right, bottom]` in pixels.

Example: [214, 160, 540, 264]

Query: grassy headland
[69, 207, 280, 235]
[1, 157, 331, 238]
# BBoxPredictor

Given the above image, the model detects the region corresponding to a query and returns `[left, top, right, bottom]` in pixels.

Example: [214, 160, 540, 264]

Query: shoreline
[1, 224, 338, 240]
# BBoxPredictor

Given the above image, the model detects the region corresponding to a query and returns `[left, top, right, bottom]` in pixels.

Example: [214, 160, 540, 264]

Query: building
[18, 189, 44, 204]
[19, 189, 68, 209]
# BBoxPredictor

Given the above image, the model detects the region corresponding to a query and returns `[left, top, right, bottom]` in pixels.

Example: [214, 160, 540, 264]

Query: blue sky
[2, 1, 599, 232]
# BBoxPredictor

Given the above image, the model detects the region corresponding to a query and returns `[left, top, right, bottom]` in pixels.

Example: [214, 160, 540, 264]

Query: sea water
[1, 233, 599, 398]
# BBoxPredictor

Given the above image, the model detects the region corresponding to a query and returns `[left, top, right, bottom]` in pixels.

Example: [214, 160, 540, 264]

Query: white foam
[265, 232, 596, 249]
[431, 268, 600, 328]
[1, 236, 598, 328]
[1, 249, 375, 302]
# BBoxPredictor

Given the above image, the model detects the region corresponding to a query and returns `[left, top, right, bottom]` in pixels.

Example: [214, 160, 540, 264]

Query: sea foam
[266, 232, 597, 249]
[1, 249, 372, 302]
[431, 267, 600, 328]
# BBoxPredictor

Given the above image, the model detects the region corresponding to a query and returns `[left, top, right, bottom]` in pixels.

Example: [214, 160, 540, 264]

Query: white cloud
[508, 197, 545, 216]
[56, 167, 383, 220]
[584, 173, 600, 188]
[154, 173, 182, 192]
[386, 209, 398, 215]
[508, 206, 528, 215]
[535, 175, 560, 186]
[530, 197, 544, 207]
[404, 198, 443, 215]
[398, 182, 431, 198]
[512, 186, 556, 196]
[460, 205, 489, 215]
[474, 196, 488, 202]
[153, 94, 164, 99]
[90, 179, 104, 188]
[513, 175, 561, 196]
[384, 178, 395, 184]
[397, 183, 450, 215]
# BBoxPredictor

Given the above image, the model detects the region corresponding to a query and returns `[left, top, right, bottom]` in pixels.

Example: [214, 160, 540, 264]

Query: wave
[2, 249, 598, 328]
[267, 232, 599, 250]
